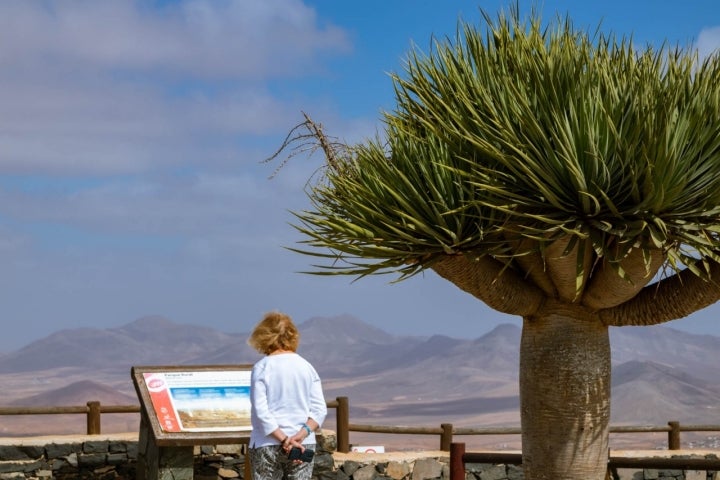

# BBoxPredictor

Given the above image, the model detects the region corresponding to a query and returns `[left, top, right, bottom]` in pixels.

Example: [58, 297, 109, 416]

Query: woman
[247, 311, 327, 480]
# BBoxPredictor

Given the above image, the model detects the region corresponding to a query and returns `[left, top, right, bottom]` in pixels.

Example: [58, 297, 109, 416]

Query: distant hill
[0, 315, 245, 374]
[611, 360, 720, 424]
[1, 314, 719, 444]
[610, 325, 720, 383]
[9, 380, 138, 407]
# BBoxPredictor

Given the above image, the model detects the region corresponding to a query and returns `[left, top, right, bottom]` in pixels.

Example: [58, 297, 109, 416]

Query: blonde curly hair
[247, 311, 300, 355]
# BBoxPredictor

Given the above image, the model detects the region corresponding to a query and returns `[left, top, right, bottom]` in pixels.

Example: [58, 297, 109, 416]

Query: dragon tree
[268, 8, 720, 480]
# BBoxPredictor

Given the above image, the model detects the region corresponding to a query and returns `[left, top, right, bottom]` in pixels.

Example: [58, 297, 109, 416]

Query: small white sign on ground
[350, 446, 385, 453]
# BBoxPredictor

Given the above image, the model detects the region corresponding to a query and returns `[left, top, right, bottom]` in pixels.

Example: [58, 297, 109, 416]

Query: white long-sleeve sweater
[249, 352, 327, 448]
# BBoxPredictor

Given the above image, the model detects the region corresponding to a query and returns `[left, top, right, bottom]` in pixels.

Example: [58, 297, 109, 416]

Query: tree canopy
[282, 8, 720, 297]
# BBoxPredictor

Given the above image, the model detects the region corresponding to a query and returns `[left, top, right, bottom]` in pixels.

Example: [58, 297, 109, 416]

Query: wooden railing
[448, 442, 720, 480]
[2, 397, 720, 453]
[0, 401, 140, 437]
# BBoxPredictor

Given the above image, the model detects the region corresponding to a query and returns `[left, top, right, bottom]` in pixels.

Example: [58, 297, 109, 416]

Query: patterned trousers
[248, 444, 316, 480]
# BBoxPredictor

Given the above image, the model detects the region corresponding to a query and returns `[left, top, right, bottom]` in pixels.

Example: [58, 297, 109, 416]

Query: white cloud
[0, 0, 350, 79]
[0, 0, 351, 175]
[696, 26, 720, 61]
[0, 79, 298, 174]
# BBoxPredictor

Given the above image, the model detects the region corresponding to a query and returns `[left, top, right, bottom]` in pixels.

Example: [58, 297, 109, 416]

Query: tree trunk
[520, 312, 610, 480]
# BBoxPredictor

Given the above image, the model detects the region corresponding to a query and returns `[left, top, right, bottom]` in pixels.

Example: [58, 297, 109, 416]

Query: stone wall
[1, 433, 718, 480]
[331, 456, 720, 480]
[0, 433, 255, 480]
[0, 434, 139, 480]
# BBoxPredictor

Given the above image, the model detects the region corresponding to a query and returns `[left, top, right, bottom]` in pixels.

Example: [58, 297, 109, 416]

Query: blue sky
[1, 0, 720, 351]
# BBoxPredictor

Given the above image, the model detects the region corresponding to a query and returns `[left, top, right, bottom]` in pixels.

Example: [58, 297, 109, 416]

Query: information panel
[132, 364, 254, 444]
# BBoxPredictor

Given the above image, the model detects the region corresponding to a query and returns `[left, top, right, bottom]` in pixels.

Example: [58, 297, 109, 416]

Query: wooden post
[668, 421, 681, 450]
[336, 396, 350, 453]
[450, 442, 466, 480]
[440, 423, 453, 451]
[245, 445, 252, 480]
[87, 401, 101, 435]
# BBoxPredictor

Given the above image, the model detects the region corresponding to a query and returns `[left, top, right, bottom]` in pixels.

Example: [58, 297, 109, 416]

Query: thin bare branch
[262, 112, 347, 179]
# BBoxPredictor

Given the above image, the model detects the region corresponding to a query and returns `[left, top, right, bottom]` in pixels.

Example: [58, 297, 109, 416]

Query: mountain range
[1, 315, 720, 449]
